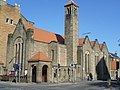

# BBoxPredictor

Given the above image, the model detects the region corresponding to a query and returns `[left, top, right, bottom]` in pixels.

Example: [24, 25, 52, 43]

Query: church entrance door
[42, 65, 48, 82]
[32, 66, 37, 82]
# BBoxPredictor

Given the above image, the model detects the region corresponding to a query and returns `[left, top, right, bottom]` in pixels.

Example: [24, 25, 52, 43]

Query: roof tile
[29, 52, 51, 62]
[90, 41, 95, 47]
[25, 26, 64, 44]
[79, 38, 85, 46]
[64, 0, 78, 7]
[99, 44, 103, 49]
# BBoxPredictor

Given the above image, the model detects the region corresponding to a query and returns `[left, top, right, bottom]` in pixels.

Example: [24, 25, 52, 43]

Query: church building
[5, 0, 110, 83]
[0, 0, 34, 75]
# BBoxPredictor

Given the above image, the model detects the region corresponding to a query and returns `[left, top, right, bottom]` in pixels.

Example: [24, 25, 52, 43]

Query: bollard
[108, 79, 111, 86]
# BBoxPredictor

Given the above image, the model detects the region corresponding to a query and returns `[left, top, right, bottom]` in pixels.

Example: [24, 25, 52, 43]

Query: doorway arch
[32, 66, 37, 82]
[42, 65, 48, 82]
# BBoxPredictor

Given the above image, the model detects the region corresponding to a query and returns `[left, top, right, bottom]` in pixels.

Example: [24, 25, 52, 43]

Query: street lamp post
[70, 64, 75, 82]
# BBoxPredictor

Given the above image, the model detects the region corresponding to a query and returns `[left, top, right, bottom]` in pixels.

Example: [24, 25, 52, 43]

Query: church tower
[64, 0, 79, 66]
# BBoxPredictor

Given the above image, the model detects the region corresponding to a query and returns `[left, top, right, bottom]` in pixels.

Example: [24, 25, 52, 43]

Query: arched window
[51, 50, 54, 61]
[66, 7, 71, 15]
[104, 54, 107, 65]
[67, 8, 69, 14]
[10, 19, 13, 25]
[104, 55, 107, 60]
[21, 43, 23, 69]
[18, 43, 20, 64]
[15, 44, 17, 63]
[6, 18, 9, 24]
[95, 53, 99, 66]
[85, 51, 90, 74]
[14, 37, 24, 70]
[74, 7, 77, 15]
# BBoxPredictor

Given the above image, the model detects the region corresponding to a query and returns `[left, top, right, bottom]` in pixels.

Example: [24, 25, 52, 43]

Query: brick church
[0, 0, 111, 83]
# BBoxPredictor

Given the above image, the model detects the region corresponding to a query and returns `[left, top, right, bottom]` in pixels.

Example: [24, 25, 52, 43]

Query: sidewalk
[0, 81, 34, 86]
[0, 81, 78, 86]
[0, 80, 118, 87]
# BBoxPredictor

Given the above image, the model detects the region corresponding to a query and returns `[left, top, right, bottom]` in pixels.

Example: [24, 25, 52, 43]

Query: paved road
[0, 80, 119, 90]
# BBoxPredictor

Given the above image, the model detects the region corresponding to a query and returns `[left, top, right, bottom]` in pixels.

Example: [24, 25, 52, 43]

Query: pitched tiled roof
[79, 38, 85, 46]
[90, 41, 95, 47]
[33, 28, 57, 43]
[29, 52, 51, 62]
[99, 44, 103, 49]
[109, 53, 119, 59]
[64, 0, 79, 7]
[26, 26, 64, 44]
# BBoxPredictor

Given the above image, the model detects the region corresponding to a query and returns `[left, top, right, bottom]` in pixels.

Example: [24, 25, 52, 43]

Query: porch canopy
[28, 52, 51, 62]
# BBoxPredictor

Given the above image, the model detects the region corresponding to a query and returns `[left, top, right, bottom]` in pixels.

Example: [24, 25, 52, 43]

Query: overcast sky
[7, 0, 120, 56]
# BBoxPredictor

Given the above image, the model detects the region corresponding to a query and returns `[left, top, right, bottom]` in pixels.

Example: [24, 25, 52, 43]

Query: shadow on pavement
[88, 81, 120, 89]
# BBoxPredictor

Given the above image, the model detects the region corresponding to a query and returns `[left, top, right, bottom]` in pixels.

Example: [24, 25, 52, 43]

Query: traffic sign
[70, 64, 75, 68]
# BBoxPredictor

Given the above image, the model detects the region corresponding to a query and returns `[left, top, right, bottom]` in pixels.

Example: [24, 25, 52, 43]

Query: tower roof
[64, 0, 79, 7]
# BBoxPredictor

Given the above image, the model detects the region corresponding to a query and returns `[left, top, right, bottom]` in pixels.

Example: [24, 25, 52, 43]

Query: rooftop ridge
[64, 0, 79, 7]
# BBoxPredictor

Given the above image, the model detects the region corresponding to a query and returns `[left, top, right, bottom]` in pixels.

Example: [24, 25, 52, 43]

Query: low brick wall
[9, 76, 26, 82]
[1, 75, 9, 81]
[0, 75, 26, 82]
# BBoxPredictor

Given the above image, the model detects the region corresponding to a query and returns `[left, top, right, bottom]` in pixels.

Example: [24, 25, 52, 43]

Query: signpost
[53, 64, 60, 83]
[70, 64, 75, 82]
[57, 64, 60, 83]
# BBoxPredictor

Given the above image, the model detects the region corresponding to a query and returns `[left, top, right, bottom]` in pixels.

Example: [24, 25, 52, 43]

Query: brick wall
[0, 4, 34, 70]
